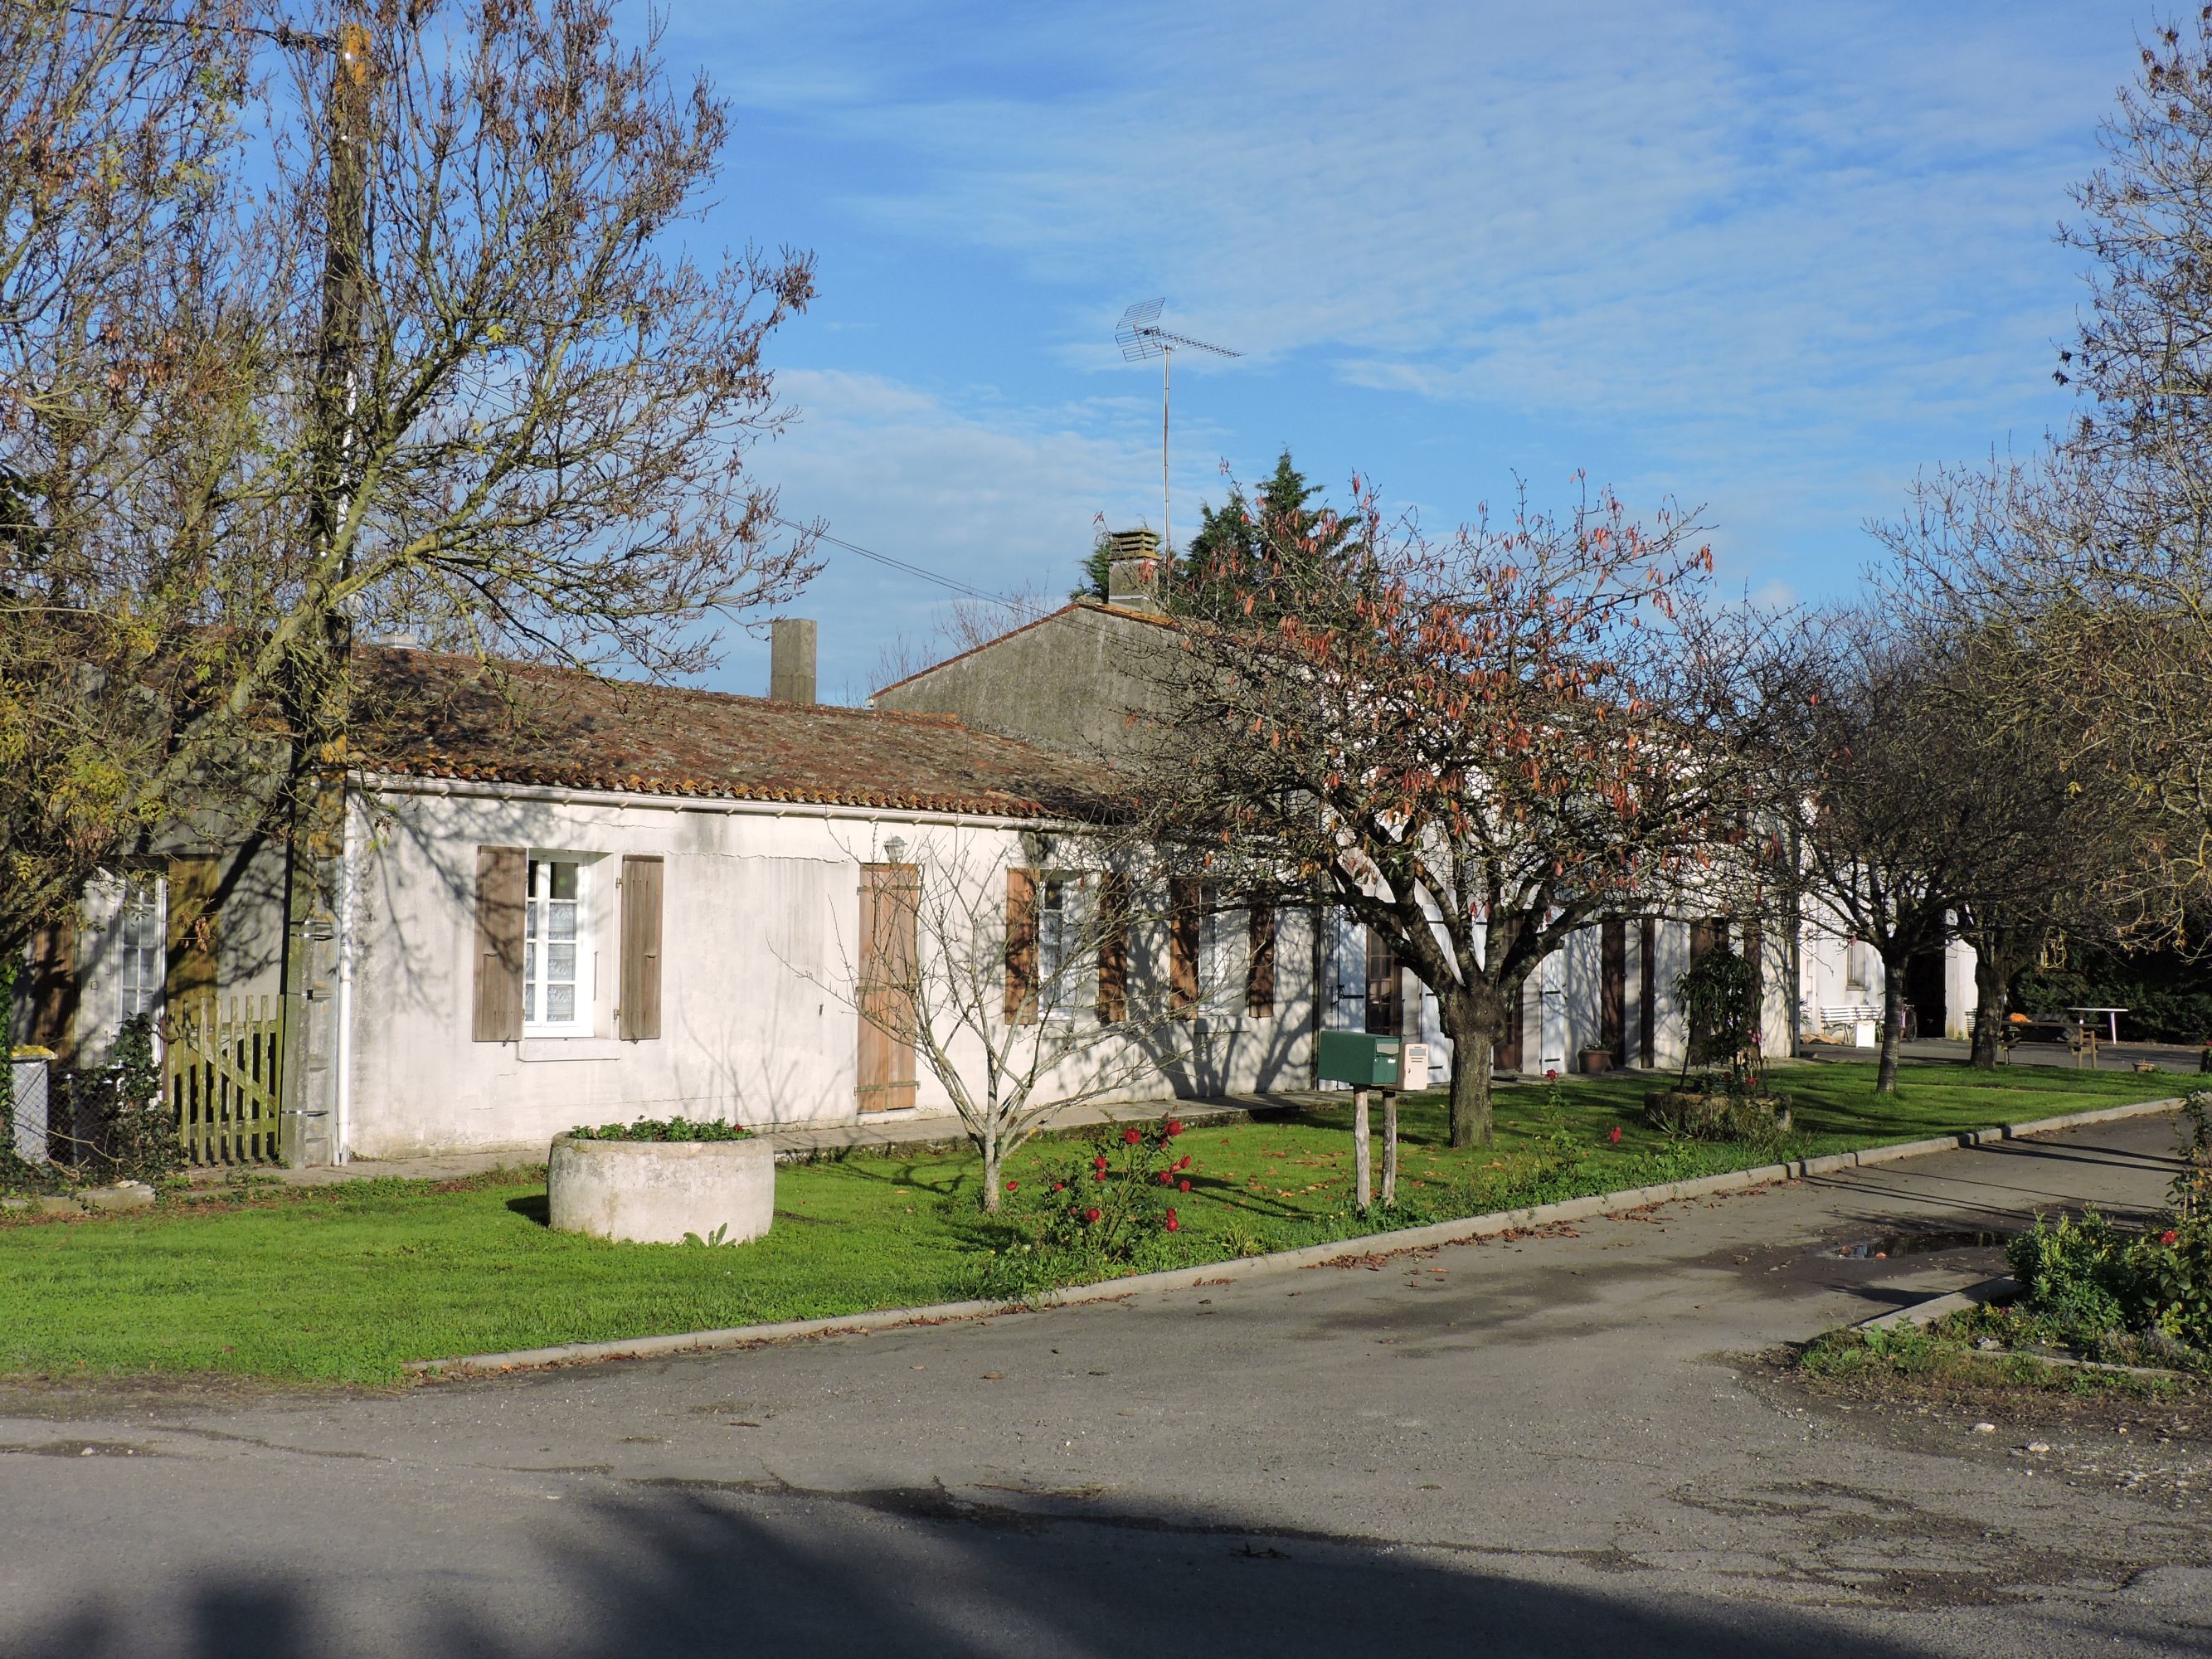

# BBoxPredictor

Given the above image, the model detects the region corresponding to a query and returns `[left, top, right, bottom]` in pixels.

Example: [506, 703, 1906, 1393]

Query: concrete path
[10, 1111, 2206, 1657]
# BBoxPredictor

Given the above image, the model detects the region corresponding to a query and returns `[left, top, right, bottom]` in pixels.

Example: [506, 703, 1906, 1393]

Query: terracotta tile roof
[350, 645, 1116, 820]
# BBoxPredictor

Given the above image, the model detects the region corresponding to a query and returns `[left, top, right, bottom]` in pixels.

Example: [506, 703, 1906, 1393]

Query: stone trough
[547, 1133, 774, 1246]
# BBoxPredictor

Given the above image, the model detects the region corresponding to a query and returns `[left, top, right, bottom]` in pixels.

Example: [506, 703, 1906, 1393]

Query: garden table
[2067, 1006, 2127, 1044]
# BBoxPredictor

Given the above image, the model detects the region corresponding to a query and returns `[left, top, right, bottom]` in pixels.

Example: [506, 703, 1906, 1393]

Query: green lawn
[0, 1060, 2188, 1386]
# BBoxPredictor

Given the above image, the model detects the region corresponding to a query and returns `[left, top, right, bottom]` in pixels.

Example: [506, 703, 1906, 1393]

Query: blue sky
[659, 1, 2142, 703]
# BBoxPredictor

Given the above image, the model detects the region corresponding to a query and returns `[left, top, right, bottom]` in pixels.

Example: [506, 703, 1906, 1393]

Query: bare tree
[798, 829, 1200, 1214]
[1888, 17, 2212, 947]
[2, 0, 820, 961]
[1129, 473, 1769, 1147]
[866, 586, 1053, 700]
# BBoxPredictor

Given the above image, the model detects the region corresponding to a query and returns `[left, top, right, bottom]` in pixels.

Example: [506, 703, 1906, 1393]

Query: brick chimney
[1104, 528, 1162, 612]
[768, 617, 816, 704]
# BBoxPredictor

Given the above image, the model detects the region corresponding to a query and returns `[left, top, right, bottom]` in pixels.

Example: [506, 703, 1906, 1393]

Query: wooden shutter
[1169, 878, 1202, 1017]
[858, 863, 921, 1112]
[1743, 918, 1764, 1052]
[471, 845, 526, 1042]
[1599, 916, 1626, 1058]
[1638, 915, 1657, 1068]
[1004, 867, 1038, 1024]
[24, 918, 78, 1062]
[1246, 904, 1276, 1016]
[166, 854, 222, 1009]
[1498, 978, 1524, 1072]
[1096, 872, 1130, 1024]
[619, 855, 664, 1040]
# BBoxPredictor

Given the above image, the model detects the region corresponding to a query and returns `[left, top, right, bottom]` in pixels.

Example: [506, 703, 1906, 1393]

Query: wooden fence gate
[165, 995, 284, 1165]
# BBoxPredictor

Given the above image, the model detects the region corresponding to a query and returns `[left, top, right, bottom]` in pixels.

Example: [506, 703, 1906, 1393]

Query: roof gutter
[352, 769, 1088, 835]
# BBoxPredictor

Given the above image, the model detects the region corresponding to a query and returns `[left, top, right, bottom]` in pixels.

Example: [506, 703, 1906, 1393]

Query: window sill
[517, 1036, 627, 1063]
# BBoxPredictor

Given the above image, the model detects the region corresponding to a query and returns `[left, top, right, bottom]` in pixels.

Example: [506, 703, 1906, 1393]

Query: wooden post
[1354, 1087, 1371, 1211]
[1382, 1090, 1398, 1206]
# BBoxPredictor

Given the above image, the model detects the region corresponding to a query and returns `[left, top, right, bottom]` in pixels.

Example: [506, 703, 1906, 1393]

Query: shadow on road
[8, 1482, 1952, 1658]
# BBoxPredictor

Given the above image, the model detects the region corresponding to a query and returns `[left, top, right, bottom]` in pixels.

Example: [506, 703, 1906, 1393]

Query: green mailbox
[1318, 1031, 1403, 1089]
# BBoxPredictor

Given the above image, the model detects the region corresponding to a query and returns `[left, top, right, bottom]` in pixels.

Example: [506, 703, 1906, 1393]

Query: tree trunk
[1876, 971, 1905, 1095]
[1449, 1016, 1495, 1149]
[981, 1136, 1002, 1214]
[1968, 941, 2014, 1069]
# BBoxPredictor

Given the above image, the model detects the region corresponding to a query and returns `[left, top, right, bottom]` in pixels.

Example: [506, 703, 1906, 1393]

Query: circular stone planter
[1643, 1090, 1792, 1139]
[547, 1133, 775, 1246]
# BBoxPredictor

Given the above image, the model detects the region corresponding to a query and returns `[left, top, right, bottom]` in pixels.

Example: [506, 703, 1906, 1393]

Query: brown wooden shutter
[619, 855, 664, 1041]
[858, 862, 921, 1112]
[1743, 918, 1765, 1051]
[1246, 905, 1276, 1016]
[471, 846, 526, 1042]
[165, 854, 222, 1010]
[1638, 915, 1657, 1068]
[1096, 872, 1130, 1024]
[1599, 915, 1626, 1058]
[1169, 878, 1202, 1018]
[24, 917, 78, 1062]
[1004, 867, 1038, 1024]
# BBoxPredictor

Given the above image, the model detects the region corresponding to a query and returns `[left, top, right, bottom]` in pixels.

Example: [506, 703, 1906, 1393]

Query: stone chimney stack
[1103, 528, 1162, 612]
[768, 617, 817, 704]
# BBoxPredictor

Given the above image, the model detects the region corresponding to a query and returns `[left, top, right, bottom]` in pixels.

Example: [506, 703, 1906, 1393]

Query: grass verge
[0, 1060, 2183, 1387]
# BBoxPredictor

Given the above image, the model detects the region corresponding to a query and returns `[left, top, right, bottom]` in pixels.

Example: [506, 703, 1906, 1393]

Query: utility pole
[278, 16, 373, 1165]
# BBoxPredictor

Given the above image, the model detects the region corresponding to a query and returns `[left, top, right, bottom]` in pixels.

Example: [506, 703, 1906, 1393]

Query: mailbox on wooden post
[1318, 1034, 1413, 1209]
[1318, 1032, 1403, 1089]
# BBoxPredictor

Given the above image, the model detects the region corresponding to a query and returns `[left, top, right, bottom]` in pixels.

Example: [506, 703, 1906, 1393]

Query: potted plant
[547, 1117, 772, 1245]
[1578, 1045, 1615, 1074]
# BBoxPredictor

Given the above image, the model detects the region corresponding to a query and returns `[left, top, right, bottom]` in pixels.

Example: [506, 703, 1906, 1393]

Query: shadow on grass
[505, 1194, 550, 1227]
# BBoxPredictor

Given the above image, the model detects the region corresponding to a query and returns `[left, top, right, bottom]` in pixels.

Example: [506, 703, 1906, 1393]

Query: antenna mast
[1116, 300, 1242, 579]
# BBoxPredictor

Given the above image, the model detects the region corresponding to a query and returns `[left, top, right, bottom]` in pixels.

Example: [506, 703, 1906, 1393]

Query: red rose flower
[1608, 1126, 1622, 1144]
[1005, 1180, 1018, 1192]
[1544, 1068, 1558, 1082]
[1179, 1179, 1191, 1193]
[1159, 1170, 1174, 1185]
[1094, 1169, 1108, 1182]
[1165, 1119, 1184, 1137]
[1052, 1180, 1065, 1192]
[1123, 1126, 1143, 1145]
[1164, 1209, 1179, 1232]
[2162, 1229, 2181, 1246]
[1176, 1155, 1191, 1171]
[1085, 1207, 1102, 1224]
[1093, 1155, 1109, 1171]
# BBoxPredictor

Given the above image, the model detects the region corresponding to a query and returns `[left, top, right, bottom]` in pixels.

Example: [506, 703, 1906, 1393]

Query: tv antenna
[1116, 299, 1242, 572]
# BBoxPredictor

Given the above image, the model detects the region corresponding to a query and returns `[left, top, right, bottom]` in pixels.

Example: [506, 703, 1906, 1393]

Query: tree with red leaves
[1129, 474, 1772, 1147]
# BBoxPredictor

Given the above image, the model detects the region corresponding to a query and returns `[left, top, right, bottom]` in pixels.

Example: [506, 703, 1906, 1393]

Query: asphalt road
[2, 1113, 2206, 1658]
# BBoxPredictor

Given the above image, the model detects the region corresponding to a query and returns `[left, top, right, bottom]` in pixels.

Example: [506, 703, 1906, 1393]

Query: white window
[1038, 876, 1077, 1018]
[117, 872, 164, 1028]
[1201, 901, 1240, 1012]
[524, 857, 591, 1034]
[1845, 938, 1872, 992]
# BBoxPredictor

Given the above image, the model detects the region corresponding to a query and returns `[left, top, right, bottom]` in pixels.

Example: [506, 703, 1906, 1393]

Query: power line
[776, 517, 1044, 616]
[65, 6, 338, 49]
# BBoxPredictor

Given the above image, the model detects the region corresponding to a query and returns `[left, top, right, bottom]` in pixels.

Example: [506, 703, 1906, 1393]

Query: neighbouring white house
[874, 532, 1802, 1087]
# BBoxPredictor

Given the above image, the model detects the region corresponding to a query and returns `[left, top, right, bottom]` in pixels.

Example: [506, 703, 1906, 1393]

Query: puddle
[1830, 1228, 2015, 1261]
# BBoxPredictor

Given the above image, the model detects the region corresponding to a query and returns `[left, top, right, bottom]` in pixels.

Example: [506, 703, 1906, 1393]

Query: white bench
[1818, 1004, 1882, 1047]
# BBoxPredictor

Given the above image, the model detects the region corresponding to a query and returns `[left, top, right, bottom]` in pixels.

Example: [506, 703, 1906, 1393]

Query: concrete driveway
[1, 1112, 2206, 1658]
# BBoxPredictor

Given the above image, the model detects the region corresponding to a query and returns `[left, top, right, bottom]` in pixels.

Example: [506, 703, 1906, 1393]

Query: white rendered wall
[340, 784, 1316, 1160]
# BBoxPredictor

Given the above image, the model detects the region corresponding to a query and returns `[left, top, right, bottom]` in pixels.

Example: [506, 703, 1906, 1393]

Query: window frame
[523, 854, 596, 1038]
[115, 869, 165, 1032]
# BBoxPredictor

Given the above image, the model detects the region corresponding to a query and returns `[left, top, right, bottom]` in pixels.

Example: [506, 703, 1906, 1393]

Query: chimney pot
[769, 617, 817, 704]
[1104, 528, 1162, 612]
